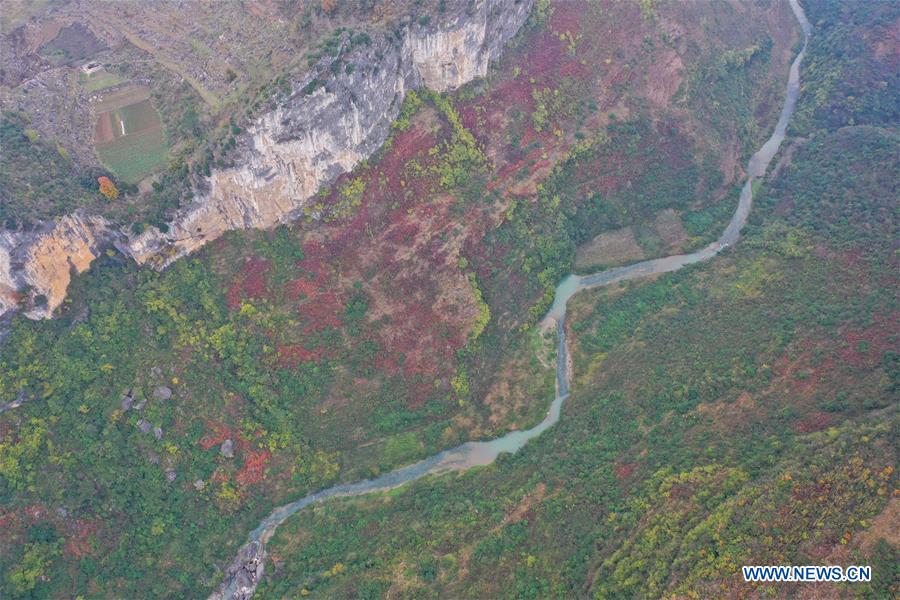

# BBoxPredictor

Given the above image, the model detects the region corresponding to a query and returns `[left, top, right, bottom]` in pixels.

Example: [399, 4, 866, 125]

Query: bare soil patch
[575, 227, 645, 271]
[652, 208, 688, 249]
[93, 110, 115, 144]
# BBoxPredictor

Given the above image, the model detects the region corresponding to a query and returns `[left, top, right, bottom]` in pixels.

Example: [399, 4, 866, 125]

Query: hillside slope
[255, 122, 898, 599]
[1, 0, 896, 598]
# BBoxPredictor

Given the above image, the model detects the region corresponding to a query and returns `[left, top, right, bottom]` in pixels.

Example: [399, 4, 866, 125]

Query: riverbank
[212, 2, 812, 598]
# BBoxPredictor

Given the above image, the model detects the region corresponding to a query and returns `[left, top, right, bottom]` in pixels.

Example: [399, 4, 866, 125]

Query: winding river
[213, 2, 812, 597]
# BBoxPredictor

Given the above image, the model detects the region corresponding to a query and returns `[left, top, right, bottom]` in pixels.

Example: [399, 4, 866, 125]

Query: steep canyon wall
[1, 0, 533, 319]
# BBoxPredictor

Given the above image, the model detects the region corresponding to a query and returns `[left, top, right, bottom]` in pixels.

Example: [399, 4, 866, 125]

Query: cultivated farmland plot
[91, 85, 167, 183]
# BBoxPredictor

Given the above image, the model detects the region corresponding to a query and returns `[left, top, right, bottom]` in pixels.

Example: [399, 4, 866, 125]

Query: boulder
[153, 386, 172, 401]
[220, 439, 235, 458]
[120, 389, 134, 411]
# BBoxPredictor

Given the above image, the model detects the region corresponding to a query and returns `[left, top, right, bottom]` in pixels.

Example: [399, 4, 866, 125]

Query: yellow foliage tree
[97, 176, 118, 200]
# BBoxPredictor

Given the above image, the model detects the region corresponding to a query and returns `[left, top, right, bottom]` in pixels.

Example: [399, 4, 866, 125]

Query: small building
[81, 61, 102, 74]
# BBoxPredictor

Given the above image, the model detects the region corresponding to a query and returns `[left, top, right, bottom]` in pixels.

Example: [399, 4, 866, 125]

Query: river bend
[212, 2, 811, 597]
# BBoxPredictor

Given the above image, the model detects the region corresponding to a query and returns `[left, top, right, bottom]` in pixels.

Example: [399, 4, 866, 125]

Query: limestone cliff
[0, 215, 113, 319]
[1, 0, 533, 320]
[126, 31, 415, 268]
[127, 0, 533, 270]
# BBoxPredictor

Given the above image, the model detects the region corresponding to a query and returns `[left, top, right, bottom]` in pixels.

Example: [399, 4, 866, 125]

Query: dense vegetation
[255, 120, 900, 598]
[0, 112, 111, 225]
[252, 1, 898, 596]
[0, 91, 554, 599]
[1, 0, 896, 597]
[256, 122, 899, 599]
[791, 0, 898, 134]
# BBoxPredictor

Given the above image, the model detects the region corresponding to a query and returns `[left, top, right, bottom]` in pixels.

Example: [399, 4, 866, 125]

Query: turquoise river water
[213, 2, 811, 597]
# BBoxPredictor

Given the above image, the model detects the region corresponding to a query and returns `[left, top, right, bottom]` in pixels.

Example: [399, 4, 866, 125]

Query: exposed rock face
[209, 541, 264, 600]
[0, 214, 114, 319]
[121, 390, 134, 411]
[127, 0, 533, 270]
[220, 439, 235, 459]
[153, 386, 173, 401]
[409, 0, 529, 91]
[1, 0, 533, 320]
[126, 35, 414, 268]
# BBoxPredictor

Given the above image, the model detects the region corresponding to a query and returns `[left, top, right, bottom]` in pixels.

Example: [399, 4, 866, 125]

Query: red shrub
[64, 519, 99, 558]
[286, 277, 320, 301]
[276, 343, 334, 367]
[226, 257, 271, 310]
[236, 449, 271, 486]
[299, 292, 345, 333]
[199, 421, 235, 450]
[614, 462, 637, 481]
[795, 411, 835, 434]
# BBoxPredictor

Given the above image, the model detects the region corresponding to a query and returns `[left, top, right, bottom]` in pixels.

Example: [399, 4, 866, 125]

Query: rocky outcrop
[220, 439, 235, 459]
[0, 214, 114, 319]
[125, 32, 415, 268]
[408, 0, 530, 92]
[128, 0, 533, 270]
[1, 0, 533, 320]
[210, 541, 265, 600]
